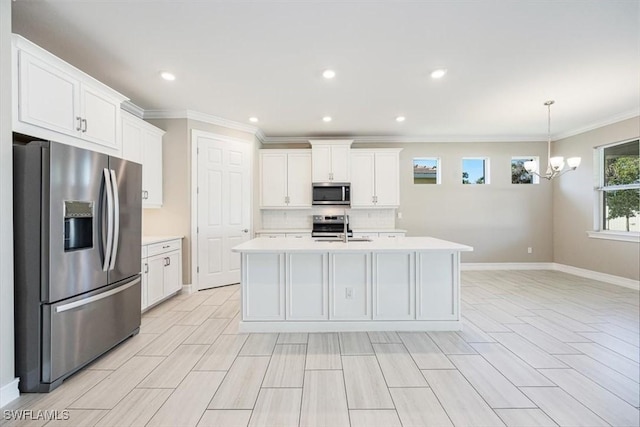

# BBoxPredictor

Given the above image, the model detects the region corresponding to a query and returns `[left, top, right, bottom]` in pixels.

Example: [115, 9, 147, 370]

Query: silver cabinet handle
[56, 278, 140, 313]
[242, 229, 249, 233]
[103, 168, 114, 271]
[109, 169, 120, 271]
[76, 116, 82, 131]
[81, 118, 87, 133]
[144, 263, 149, 273]
[167, 257, 171, 266]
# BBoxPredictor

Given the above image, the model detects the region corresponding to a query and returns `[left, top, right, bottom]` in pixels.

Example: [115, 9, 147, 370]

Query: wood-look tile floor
[3, 270, 639, 427]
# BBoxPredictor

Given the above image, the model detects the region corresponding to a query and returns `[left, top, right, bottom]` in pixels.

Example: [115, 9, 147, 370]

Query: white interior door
[195, 132, 251, 290]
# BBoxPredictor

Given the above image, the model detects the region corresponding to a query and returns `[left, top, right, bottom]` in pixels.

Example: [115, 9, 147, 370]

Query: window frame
[591, 138, 640, 242]
[412, 157, 441, 185]
[461, 157, 490, 185]
[511, 156, 540, 184]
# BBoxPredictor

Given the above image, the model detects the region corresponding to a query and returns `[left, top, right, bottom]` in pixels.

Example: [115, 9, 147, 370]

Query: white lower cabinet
[141, 238, 183, 311]
[416, 252, 458, 320]
[330, 253, 371, 320]
[241, 249, 457, 323]
[286, 253, 328, 320]
[373, 252, 415, 320]
[243, 253, 285, 320]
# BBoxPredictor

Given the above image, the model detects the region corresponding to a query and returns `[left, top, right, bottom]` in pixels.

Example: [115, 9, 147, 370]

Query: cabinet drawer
[147, 239, 181, 257]
[379, 232, 405, 238]
[141, 245, 148, 259]
[286, 233, 309, 239]
[259, 233, 286, 239]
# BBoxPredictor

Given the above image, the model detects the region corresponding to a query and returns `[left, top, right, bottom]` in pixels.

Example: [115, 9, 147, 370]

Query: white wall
[0, 0, 18, 407]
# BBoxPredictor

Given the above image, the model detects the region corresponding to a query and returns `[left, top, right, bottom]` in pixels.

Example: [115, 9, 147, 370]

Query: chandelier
[524, 100, 581, 180]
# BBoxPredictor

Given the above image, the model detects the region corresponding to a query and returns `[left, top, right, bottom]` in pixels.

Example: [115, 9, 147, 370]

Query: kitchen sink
[314, 238, 372, 243]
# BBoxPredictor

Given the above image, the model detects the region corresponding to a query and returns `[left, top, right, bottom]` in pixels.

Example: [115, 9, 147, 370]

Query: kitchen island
[232, 236, 473, 332]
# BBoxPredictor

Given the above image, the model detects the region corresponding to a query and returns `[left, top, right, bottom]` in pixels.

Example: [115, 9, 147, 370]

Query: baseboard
[181, 284, 192, 294]
[0, 378, 20, 408]
[552, 263, 639, 291]
[462, 262, 555, 271]
[461, 262, 639, 290]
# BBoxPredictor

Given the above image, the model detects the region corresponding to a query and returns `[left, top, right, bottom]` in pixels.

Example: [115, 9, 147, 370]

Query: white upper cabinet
[13, 35, 128, 155]
[260, 149, 312, 208]
[121, 111, 165, 208]
[350, 149, 402, 208]
[310, 140, 352, 182]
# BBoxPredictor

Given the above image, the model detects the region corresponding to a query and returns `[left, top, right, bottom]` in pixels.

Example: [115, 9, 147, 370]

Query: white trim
[553, 263, 639, 291]
[262, 135, 546, 144]
[239, 320, 461, 333]
[462, 262, 555, 271]
[461, 262, 639, 290]
[144, 109, 261, 136]
[121, 101, 145, 118]
[0, 378, 20, 407]
[587, 230, 640, 243]
[554, 110, 640, 141]
[181, 284, 193, 295]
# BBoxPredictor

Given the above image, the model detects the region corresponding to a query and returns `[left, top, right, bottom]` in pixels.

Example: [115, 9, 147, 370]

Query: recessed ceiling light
[396, 116, 406, 122]
[249, 117, 259, 123]
[160, 71, 176, 81]
[322, 69, 336, 79]
[430, 69, 447, 79]
[322, 116, 332, 122]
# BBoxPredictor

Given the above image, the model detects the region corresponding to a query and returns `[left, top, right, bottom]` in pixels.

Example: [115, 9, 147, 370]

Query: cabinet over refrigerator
[13, 139, 142, 392]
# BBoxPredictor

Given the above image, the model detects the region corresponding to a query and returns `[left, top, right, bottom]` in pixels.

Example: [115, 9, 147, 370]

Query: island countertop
[232, 236, 473, 253]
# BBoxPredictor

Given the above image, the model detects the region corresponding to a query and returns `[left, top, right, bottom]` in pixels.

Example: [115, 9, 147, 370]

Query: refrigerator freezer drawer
[42, 277, 141, 384]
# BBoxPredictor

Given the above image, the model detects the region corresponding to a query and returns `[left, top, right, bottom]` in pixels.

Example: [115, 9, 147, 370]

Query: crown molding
[121, 101, 145, 118]
[143, 109, 262, 137]
[261, 135, 545, 144]
[553, 108, 640, 141]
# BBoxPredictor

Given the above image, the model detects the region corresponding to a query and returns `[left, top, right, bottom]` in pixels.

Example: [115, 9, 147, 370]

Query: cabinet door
[163, 251, 182, 295]
[350, 152, 375, 207]
[243, 253, 285, 320]
[311, 145, 332, 182]
[373, 252, 415, 320]
[260, 152, 288, 207]
[147, 255, 165, 306]
[141, 260, 148, 310]
[286, 152, 312, 207]
[80, 84, 120, 149]
[122, 114, 144, 163]
[142, 130, 163, 207]
[330, 144, 351, 182]
[286, 253, 328, 320]
[330, 253, 371, 320]
[18, 50, 80, 136]
[374, 152, 400, 206]
[416, 252, 458, 320]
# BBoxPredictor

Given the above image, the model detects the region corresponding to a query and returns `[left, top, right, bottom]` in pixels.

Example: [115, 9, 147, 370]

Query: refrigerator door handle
[55, 278, 141, 313]
[102, 168, 114, 271]
[109, 169, 120, 270]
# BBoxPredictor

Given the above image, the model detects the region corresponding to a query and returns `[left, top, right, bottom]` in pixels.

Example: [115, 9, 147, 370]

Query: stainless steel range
[312, 215, 353, 238]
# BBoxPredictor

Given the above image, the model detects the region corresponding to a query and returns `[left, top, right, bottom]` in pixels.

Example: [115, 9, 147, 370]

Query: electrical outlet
[397, 212, 403, 219]
[527, 247, 533, 254]
[345, 288, 354, 299]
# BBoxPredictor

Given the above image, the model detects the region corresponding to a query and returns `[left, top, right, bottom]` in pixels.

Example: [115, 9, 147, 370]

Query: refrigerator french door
[13, 140, 142, 392]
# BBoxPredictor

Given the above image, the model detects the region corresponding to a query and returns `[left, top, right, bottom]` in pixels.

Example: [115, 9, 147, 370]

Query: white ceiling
[11, 1, 640, 141]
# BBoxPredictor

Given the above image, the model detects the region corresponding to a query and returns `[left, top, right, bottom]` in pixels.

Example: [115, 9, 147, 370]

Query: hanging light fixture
[524, 100, 581, 180]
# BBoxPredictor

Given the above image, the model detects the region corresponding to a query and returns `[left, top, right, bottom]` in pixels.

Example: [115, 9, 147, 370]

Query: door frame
[190, 129, 255, 292]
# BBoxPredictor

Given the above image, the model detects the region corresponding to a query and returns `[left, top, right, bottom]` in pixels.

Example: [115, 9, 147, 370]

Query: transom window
[462, 158, 489, 185]
[511, 157, 539, 184]
[595, 139, 639, 234]
[413, 158, 441, 184]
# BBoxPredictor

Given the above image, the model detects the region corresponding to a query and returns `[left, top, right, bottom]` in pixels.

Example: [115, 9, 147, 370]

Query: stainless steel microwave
[312, 182, 351, 206]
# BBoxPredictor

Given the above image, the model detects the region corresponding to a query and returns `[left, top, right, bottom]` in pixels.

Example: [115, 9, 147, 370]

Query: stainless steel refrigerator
[13, 140, 142, 392]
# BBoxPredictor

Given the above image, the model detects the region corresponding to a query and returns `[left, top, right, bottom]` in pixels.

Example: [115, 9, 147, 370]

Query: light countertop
[142, 235, 184, 245]
[255, 229, 407, 234]
[233, 236, 473, 253]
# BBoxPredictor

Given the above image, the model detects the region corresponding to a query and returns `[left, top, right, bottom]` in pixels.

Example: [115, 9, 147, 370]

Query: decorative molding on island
[232, 237, 473, 332]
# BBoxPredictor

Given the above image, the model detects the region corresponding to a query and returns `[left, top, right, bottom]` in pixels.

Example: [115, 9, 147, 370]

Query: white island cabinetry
[234, 237, 472, 332]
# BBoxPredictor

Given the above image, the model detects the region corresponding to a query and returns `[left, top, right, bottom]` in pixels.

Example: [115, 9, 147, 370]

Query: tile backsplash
[261, 208, 396, 230]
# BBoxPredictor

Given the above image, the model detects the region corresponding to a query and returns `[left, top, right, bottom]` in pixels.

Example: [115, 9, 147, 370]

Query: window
[462, 158, 489, 184]
[594, 139, 639, 238]
[511, 157, 539, 184]
[413, 158, 440, 184]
